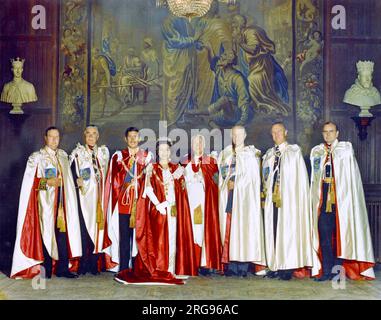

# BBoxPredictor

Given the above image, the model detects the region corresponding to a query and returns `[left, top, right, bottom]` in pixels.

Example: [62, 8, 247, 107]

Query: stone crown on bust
[356, 60, 374, 74]
[10, 57, 25, 68]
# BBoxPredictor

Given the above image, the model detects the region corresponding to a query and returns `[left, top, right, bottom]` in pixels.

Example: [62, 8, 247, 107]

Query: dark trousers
[42, 225, 70, 276]
[226, 262, 250, 275]
[78, 207, 99, 273]
[273, 204, 279, 244]
[119, 213, 134, 272]
[319, 183, 342, 276]
[42, 188, 70, 276]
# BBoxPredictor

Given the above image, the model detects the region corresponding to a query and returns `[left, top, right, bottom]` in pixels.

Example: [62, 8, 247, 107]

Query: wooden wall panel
[326, 0, 381, 261]
[0, 0, 59, 117]
[330, 0, 381, 39]
[327, 43, 381, 112]
[368, 201, 381, 262]
[0, 0, 59, 271]
[330, 112, 381, 185]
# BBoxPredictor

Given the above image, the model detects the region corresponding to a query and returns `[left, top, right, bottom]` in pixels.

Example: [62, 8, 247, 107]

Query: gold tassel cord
[171, 205, 177, 217]
[57, 205, 66, 233]
[129, 198, 137, 228]
[194, 204, 202, 224]
[272, 183, 282, 208]
[96, 198, 105, 230]
[326, 180, 336, 213]
[260, 189, 266, 209]
[56, 157, 67, 233]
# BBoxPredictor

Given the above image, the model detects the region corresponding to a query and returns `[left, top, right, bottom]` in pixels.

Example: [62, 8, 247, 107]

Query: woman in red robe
[115, 137, 197, 285]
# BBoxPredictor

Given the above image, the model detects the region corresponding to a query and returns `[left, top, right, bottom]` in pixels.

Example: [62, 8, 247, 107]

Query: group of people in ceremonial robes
[10, 121, 375, 284]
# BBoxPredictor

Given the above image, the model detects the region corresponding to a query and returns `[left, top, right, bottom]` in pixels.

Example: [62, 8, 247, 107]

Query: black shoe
[314, 274, 331, 282]
[279, 272, 292, 281]
[42, 272, 52, 279]
[78, 267, 87, 276]
[329, 272, 339, 280]
[266, 271, 279, 279]
[198, 268, 211, 277]
[78, 260, 89, 275]
[90, 269, 100, 275]
[56, 271, 79, 278]
[224, 270, 236, 277]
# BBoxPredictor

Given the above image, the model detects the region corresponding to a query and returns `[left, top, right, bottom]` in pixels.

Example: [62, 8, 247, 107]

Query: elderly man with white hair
[181, 134, 223, 276]
[262, 122, 318, 280]
[218, 125, 266, 277]
[70, 125, 110, 276]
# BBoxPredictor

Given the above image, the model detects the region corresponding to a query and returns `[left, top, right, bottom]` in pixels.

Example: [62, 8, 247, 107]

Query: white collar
[275, 141, 288, 152]
[233, 144, 245, 153]
[331, 139, 339, 149]
[193, 154, 203, 163]
[128, 147, 139, 156]
[44, 146, 58, 156]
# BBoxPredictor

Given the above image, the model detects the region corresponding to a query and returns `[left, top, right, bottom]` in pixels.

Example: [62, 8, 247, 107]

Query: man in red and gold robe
[181, 135, 222, 275]
[103, 127, 153, 281]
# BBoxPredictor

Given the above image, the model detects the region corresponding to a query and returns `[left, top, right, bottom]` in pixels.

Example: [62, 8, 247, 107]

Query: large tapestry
[58, 0, 323, 153]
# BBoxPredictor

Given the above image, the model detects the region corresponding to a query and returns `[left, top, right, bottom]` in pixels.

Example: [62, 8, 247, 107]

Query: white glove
[156, 201, 169, 215]
[144, 186, 159, 205]
[145, 151, 153, 165]
[210, 151, 218, 160]
[115, 151, 123, 162]
[173, 166, 184, 180]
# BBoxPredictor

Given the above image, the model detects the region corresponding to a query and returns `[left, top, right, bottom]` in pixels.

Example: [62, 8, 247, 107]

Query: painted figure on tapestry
[206, 49, 253, 127]
[231, 14, 289, 116]
[161, 14, 203, 126]
[195, 0, 232, 112]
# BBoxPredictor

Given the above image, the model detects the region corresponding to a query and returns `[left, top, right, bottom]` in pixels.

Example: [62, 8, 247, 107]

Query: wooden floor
[0, 268, 380, 300]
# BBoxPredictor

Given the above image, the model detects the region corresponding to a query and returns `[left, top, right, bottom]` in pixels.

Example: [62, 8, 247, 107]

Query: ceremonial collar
[128, 147, 140, 157]
[274, 141, 288, 153]
[86, 144, 98, 154]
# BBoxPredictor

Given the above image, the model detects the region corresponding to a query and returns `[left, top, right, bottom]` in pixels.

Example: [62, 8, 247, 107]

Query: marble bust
[0, 58, 38, 114]
[343, 60, 381, 117]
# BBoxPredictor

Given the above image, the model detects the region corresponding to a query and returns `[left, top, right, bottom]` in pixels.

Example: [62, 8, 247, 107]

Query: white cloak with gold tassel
[218, 145, 266, 264]
[69, 143, 109, 254]
[262, 142, 319, 273]
[310, 140, 375, 278]
[11, 147, 81, 277]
